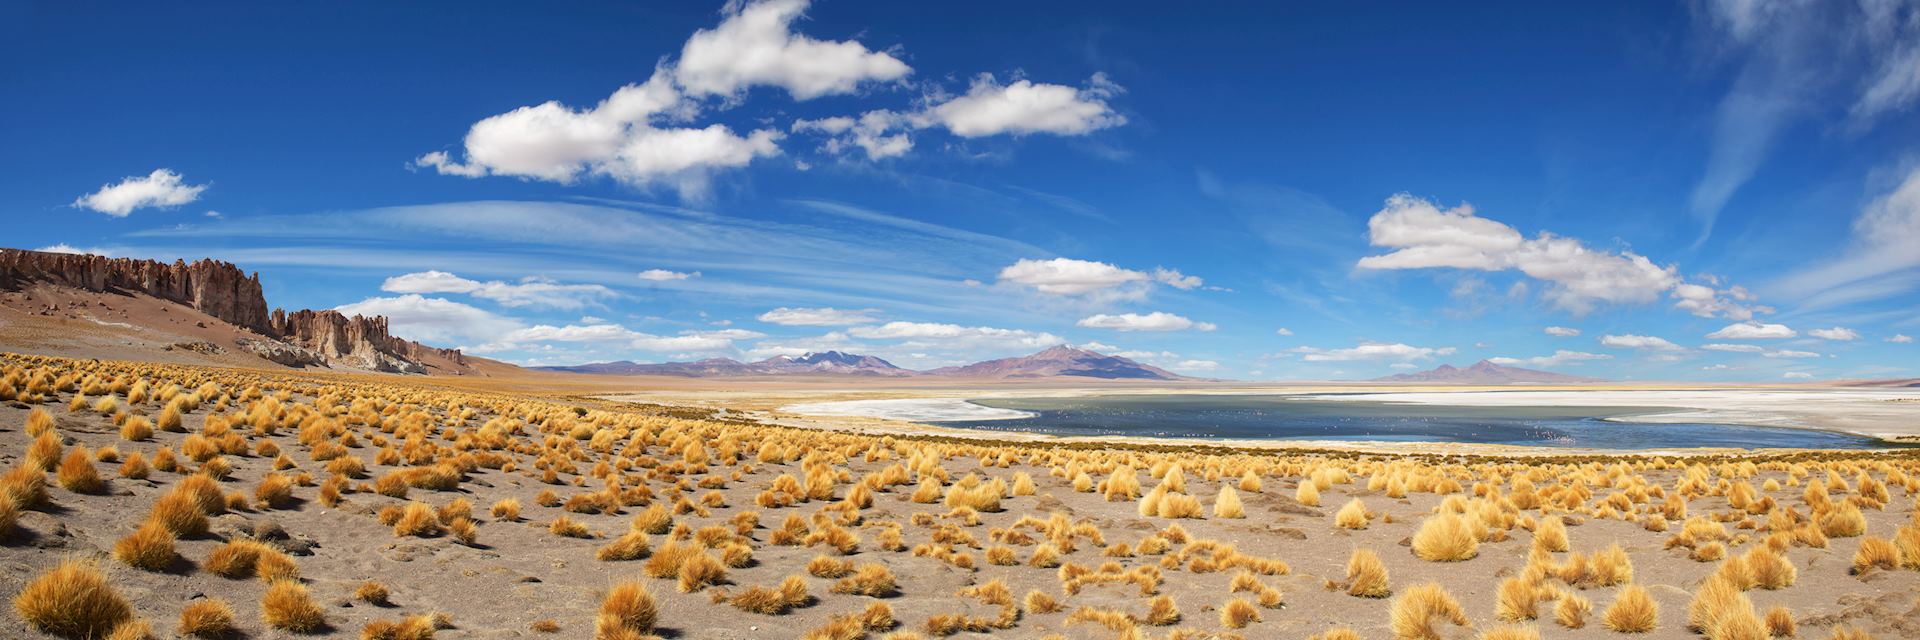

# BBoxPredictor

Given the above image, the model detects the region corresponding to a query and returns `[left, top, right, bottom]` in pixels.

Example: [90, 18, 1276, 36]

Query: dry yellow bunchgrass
[112, 520, 176, 571]
[595, 581, 658, 639]
[1602, 584, 1658, 633]
[13, 557, 133, 638]
[1389, 582, 1467, 640]
[178, 598, 235, 638]
[1412, 513, 1478, 562]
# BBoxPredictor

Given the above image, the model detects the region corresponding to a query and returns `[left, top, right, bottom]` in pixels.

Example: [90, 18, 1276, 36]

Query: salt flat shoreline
[762, 386, 1920, 451]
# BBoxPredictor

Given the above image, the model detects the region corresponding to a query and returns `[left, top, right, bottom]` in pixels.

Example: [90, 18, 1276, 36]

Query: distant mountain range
[535, 345, 1189, 381]
[1373, 359, 1603, 384]
[924, 345, 1185, 379]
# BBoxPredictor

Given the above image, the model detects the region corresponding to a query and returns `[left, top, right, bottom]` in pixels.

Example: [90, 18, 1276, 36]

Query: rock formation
[0, 248, 465, 374]
[0, 249, 270, 330]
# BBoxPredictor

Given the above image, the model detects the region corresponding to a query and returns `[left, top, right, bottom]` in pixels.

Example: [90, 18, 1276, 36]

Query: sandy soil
[2, 359, 1918, 639]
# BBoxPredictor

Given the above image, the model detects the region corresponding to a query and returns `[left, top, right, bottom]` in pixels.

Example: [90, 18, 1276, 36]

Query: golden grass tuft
[355, 581, 391, 606]
[1024, 590, 1063, 614]
[598, 530, 652, 561]
[1335, 498, 1369, 529]
[112, 520, 176, 571]
[146, 490, 208, 537]
[178, 599, 235, 638]
[1411, 512, 1479, 562]
[1850, 535, 1900, 574]
[12, 557, 134, 639]
[255, 473, 294, 509]
[1213, 485, 1244, 518]
[1602, 584, 1658, 633]
[809, 554, 855, 578]
[1554, 591, 1592, 629]
[549, 515, 591, 538]
[1762, 605, 1794, 638]
[1346, 547, 1391, 598]
[1219, 597, 1260, 629]
[120, 417, 153, 442]
[1533, 515, 1568, 552]
[360, 616, 436, 640]
[490, 498, 520, 521]
[1495, 576, 1540, 622]
[27, 431, 63, 471]
[1295, 479, 1321, 506]
[675, 550, 727, 592]
[595, 582, 657, 639]
[831, 563, 899, 597]
[394, 502, 442, 537]
[118, 453, 150, 479]
[1389, 582, 1467, 640]
[56, 448, 105, 494]
[1145, 595, 1180, 625]
[261, 579, 326, 633]
[1820, 501, 1867, 538]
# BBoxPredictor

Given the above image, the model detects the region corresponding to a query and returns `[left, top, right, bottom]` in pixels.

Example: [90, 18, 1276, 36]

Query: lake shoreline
[778, 389, 1920, 450]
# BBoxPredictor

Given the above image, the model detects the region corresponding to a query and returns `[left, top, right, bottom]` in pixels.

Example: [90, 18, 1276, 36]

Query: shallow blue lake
[934, 395, 1893, 450]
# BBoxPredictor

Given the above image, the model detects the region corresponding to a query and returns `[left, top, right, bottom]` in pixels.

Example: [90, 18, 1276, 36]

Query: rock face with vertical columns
[0, 248, 466, 374]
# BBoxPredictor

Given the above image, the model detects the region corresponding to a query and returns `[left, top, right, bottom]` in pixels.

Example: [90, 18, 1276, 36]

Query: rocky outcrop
[270, 309, 449, 374]
[0, 248, 270, 330]
[1, 248, 467, 374]
[236, 337, 329, 368]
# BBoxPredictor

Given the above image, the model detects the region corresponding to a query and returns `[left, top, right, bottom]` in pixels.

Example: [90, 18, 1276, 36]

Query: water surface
[934, 395, 1889, 450]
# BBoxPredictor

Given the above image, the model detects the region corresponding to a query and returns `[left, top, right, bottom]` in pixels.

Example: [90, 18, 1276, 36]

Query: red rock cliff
[0, 248, 271, 330]
[1, 248, 466, 374]
[271, 308, 466, 373]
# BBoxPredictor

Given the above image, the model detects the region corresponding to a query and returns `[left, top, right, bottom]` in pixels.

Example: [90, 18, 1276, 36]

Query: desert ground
[2, 354, 1919, 640]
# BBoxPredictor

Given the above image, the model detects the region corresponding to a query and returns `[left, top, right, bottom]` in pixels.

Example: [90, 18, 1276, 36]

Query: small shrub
[831, 563, 899, 597]
[1411, 513, 1478, 562]
[1347, 547, 1390, 598]
[1601, 585, 1658, 633]
[1219, 597, 1260, 629]
[1335, 498, 1369, 529]
[1389, 583, 1468, 640]
[112, 521, 176, 571]
[178, 599, 235, 638]
[57, 448, 105, 494]
[355, 581, 391, 606]
[595, 582, 657, 638]
[12, 557, 134, 638]
[261, 579, 325, 632]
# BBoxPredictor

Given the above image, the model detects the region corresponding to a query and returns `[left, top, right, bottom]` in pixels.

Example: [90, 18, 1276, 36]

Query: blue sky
[4, 0, 1918, 381]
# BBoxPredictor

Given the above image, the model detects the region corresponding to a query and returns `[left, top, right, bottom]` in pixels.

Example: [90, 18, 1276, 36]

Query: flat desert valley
[3, 349, 1918, 639]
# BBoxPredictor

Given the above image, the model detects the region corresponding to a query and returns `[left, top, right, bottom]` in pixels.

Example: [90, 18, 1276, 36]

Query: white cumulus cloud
[1076, 312, 1215, 332]
[1486, 350, 1611, 368]
[1543, 326, 1581, 337]
[674, 0, 910, 100]
[472, 322, 739, 354]
[1356, 194, 1757, 317]
[72, 169, 208, 217]
[1289, 342, 1455, 362]
[333, 295, 523, 346]
[1599, 334, 1686, 352]
[847, 321, 1061, 350]
[638, 269, 699, 281]
[1890, 334, 1915, 344]
[1705, 321, 1796, 340]
[995, 257, 1200, 300]
[1807, 326, 1859, 341]
[380, 270, 615, 310]
[924, 73, 1125, 138]
[757, 307, 878, 326]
